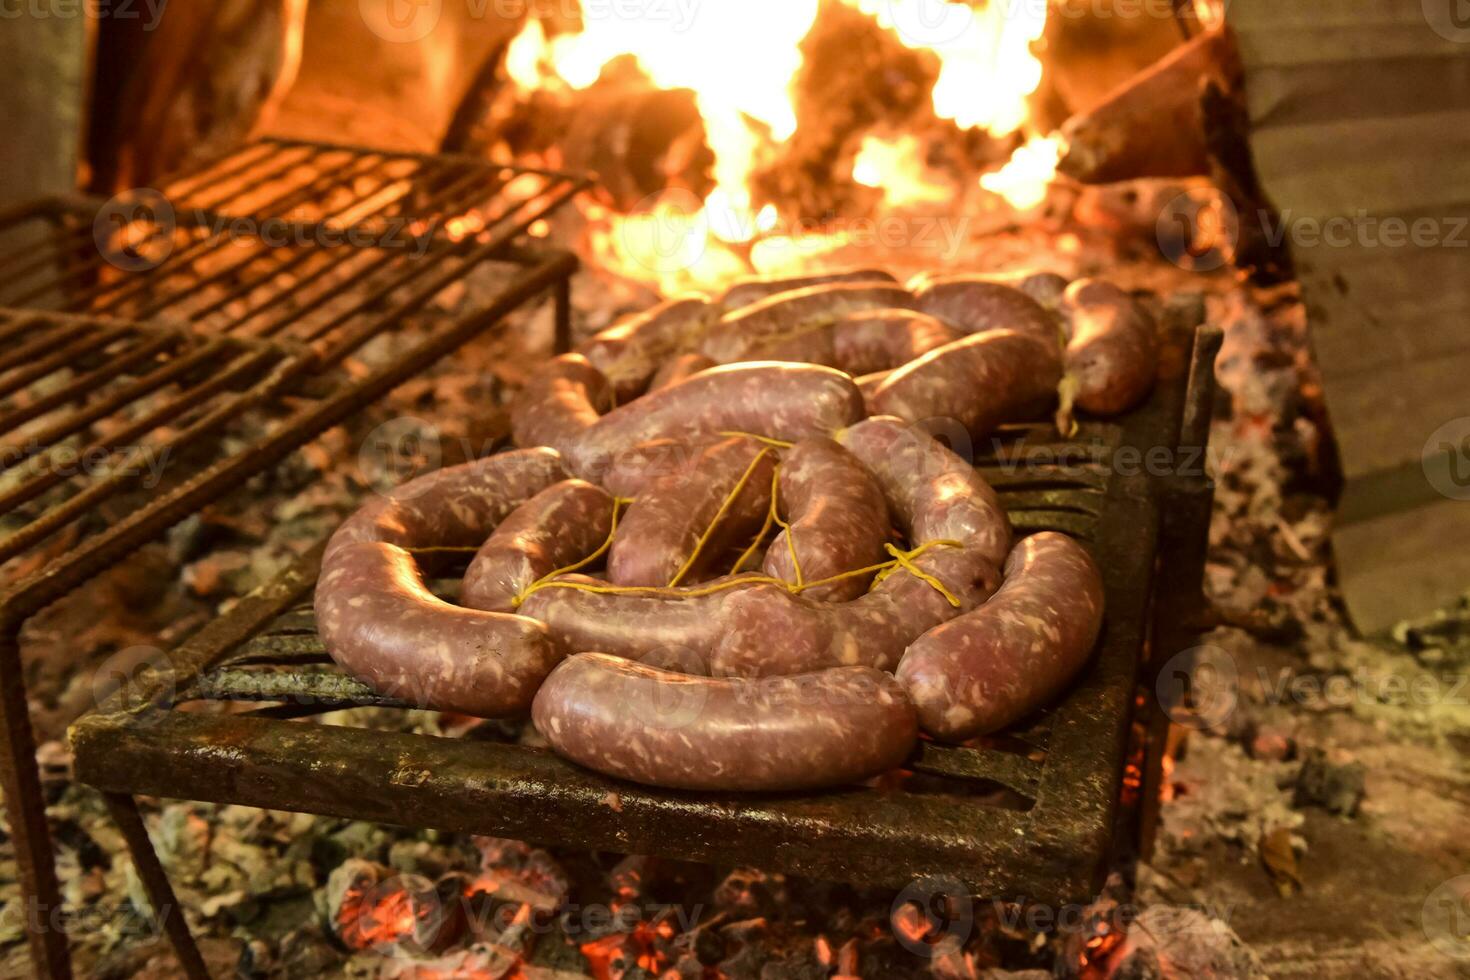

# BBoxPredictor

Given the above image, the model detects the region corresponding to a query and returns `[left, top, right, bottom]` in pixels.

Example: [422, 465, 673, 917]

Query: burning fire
[506, 0, 1058, 290]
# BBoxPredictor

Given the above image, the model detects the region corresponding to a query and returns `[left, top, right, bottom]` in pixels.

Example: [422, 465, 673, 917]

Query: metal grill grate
[0, 137, 590, 979]
[72, 327, 1223, 929]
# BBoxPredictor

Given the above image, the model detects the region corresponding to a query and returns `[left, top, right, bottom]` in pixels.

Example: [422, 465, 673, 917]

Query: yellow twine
[730, 466, 781, 574]
[510, 497, 632, 607]
[666, 446, 772, 587]
[873, 540, 964, 607]
[719, 430, 794, 450]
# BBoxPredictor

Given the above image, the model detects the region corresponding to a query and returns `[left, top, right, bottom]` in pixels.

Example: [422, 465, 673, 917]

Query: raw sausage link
[717, 268, 897, 313]
[912, 277, 1061, 347]
[609, 436, 776, 587]
[576, 295, 714, 402]
[867, 329, 1063, 442]
[1058, 278, 1158, 417]
[837, 417, 1011, 568]
[647, 351, 717, 392]
[461, 479, 617, 613]
[908, 270, 1070, 311]
[567, 362, 865, 481]
[896, 532, 1104, 740]
[830, 309, 964, 376]
[510, 354, 612, 456]
[762, 438, 889, 601]
[597, 434, 726, 499]
[700, 283, 916, 363]
[325, 448, 569, 560]
[317, 449, 571, 717]
[533, 654, 919, 791]
[519, 574, 755, 669]
[712, 546, 1000, 677]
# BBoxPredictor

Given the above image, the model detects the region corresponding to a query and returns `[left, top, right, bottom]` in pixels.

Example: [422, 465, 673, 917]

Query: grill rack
[71, 327, 1223, 978]
[0, 137, 590, 979]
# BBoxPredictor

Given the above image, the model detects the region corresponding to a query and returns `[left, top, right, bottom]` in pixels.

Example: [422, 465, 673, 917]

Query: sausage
[566, 362, 865, 481]
[608, 436, 776, 587]
[837, 417, 1011, 568]
[712, 545, 1000, 677]
[762, 438, 888, 601]
[735, 309, 962, 375]
[647, 351, 717, 392]
[576, 296, 714, 402]
[830, 309, 964, 376]
[896, 532, 1105, 740]
[316, 450, 571, 717]
[532, 654, 919, 791]
[510, 354, 612, 456]
[718, 268, 897, 312]
[911, 278, 1061, 348]
[460, 479, 616, 613]
[518, 574, 752, 668]
[700, 283, 916, 363]
[908, 270, 1070, 311]
[597, 434, 725, 498]
[866, 329, 1063, 442]
[325, 448, 569, 560]
[1057, 278, 1157, 418]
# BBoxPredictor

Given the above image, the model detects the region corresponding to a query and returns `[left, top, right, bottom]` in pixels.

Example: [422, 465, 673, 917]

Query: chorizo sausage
[576, 295, 714, 402]
[911, 277, 1061, 348]
[711, 545, 1000, 677]
[908, 270, 1070, 311]
[700, 283, 916, 363]
[830, 309, 964, 376]
[866, 329, 1063, 442]
[762, 438, 888, 601]
[608, 436, 775, 587]
[597, 434, 725, 498]
[510, 353, 612, 456]
[566, 362, 865, 481]
[460, 479, 616, 613]
[896, 531, 1105, 740]
[837, 417, 1011, 568]
[718, 268, 897, 312]
[532, 654, 919, 791]
[317, 450, 571, 717]
[1057, 278, 1157, 420]
[647, 351, 717, 392]
[518, 575, 751, 668]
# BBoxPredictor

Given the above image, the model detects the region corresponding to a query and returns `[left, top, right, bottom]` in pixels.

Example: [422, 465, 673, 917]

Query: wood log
[1057, 28, 1237, 184]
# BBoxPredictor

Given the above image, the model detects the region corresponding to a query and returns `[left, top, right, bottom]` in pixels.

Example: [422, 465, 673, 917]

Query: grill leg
[552, 275, 572, 355]
[0, 624, 72, 979]
[102, 793, 210, 980]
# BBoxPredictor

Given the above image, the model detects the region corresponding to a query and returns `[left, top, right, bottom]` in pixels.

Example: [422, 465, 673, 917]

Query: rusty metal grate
[0, 137, 590, 979]
[72, 328, 1223, 950]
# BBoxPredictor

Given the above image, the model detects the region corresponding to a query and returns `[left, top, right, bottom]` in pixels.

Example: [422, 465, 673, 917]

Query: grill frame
[71, 326, 1222, 976]
[0, 137, 590, 979]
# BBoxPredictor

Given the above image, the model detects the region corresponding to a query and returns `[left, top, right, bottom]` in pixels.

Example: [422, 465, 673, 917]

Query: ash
[3, 205, 1467, 980]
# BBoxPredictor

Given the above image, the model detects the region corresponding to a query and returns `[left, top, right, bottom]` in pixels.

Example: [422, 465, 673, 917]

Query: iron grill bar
[0, 322, 136, 401]
[0, 330, 182, 442]
[0, 343, 277, 518]
[125, 154, 438, 323]
[0, 147, 326, 309]
[0, 345, 290, 566]
[193, 166, 504, 338]
[0, 319, 98, 375]
[97, 150, 402, 318]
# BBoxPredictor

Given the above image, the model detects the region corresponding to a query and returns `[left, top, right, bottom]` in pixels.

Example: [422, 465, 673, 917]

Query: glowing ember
[852, 134, 950, 207]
